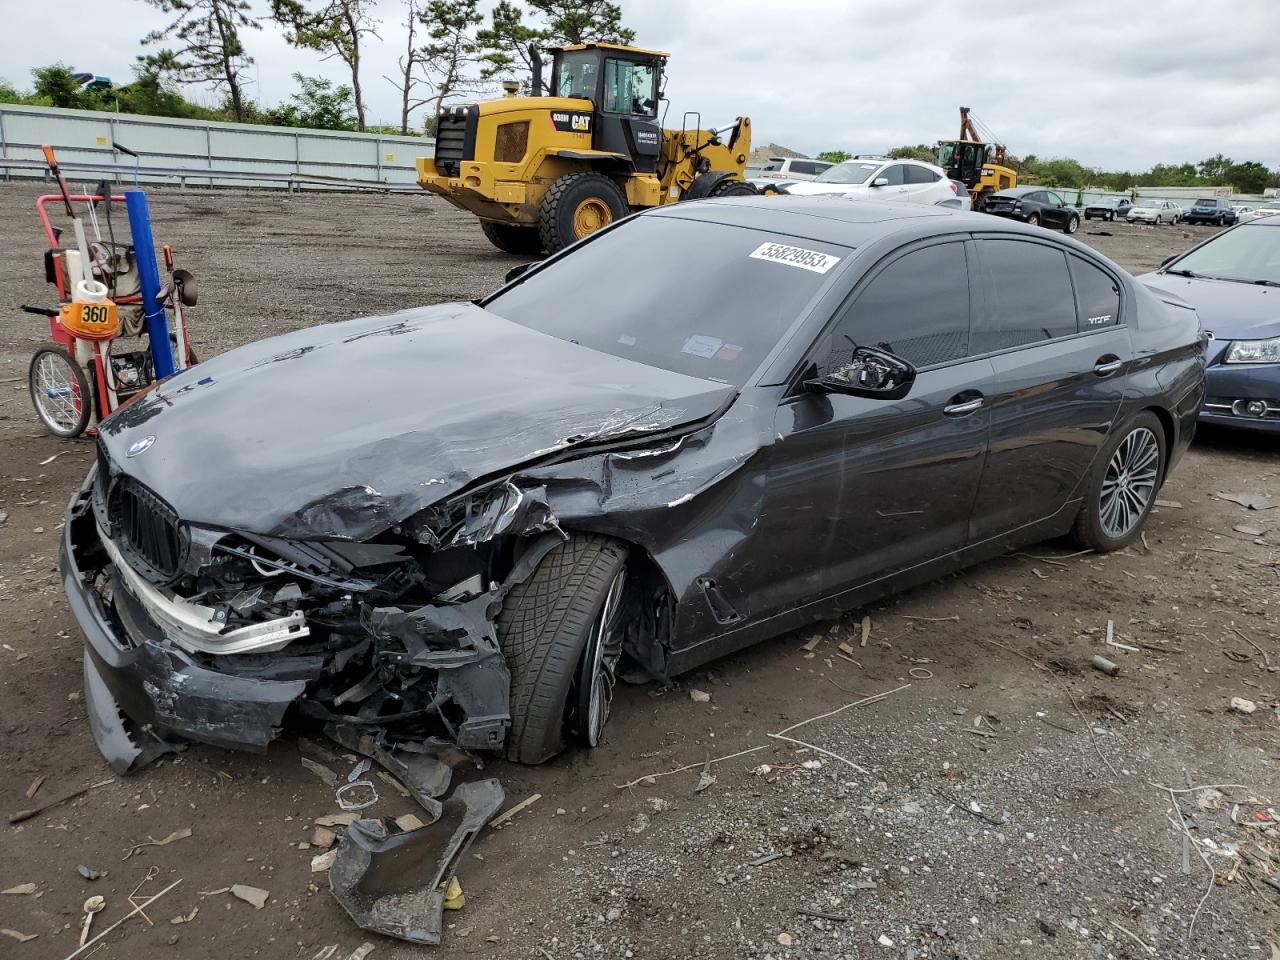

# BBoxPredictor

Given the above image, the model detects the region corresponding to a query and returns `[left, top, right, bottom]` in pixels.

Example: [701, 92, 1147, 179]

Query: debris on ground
[2, 883, 35, 895]
[1230, 697, 1258, 715]
[689, 688, 711, 703]
[123, 827, 192, 860]
[694, 760, 716, 794]
[1215, 491, 1276, 511]
[302, 757, 339, 787]
[1234, 524, 1266, 537]
[77, 865, 101, 881]
[311, 850, 338, 873]
[1090, 654, 1120, 677]
[311, 826, 338, 849]
[24, 775, 44, 799]
[0, 928, 37, 943]
[170, 907, 198, 925]
[330, 779, 503, 944]
[78, 894, 105, 946]
[8, 777, 114, 824]
[230, 884, 269, 909]
[315, 813, 360, 828]
[489, 793, 541, 829]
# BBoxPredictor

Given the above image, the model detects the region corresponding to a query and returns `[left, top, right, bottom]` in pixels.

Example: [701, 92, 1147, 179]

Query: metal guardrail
[0, 156, 419, 193]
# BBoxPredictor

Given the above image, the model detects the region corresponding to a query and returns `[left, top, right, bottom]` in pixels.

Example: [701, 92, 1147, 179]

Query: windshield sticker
[714, 343, 743, 361]
[749, 242, 841, 274]
[681, 335, 723, 358]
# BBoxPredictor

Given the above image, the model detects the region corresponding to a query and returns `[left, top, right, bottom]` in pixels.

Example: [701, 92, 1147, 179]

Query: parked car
[64, 197, 1204, 777]
[1239, 201, 1280, 222]
[1127, 199, 1181, 225]
[981, 187, 1081, 233]
[781, 158, 955, 206]
[752, 157, 833, 184]
[1084, 196, 1132, 221]
[1142, 215, 1280, 434]
[936, 179, 971, 211]
[1183, 197, 1238, 226]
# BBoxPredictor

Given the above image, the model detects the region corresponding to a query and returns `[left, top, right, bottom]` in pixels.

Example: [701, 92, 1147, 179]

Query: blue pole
[124, 190, 176, 379]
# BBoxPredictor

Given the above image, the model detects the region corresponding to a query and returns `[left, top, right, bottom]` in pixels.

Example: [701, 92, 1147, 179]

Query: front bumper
[62, 470, 318, 773]
[1201, 363, 1280, 433]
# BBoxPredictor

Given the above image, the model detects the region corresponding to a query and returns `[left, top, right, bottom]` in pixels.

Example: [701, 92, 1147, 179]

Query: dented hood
[98, 303, 736, 540]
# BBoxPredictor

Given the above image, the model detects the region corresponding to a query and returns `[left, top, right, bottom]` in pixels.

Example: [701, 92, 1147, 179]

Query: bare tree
[141, 0, 261, 122]
[382, 0, 427, 135]
[419, 0, 485, 119]
[273, 0, 380, 131]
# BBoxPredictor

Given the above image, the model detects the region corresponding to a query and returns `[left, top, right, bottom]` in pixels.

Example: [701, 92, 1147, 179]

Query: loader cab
[549, 43, 667, 174]
[937, 139, 991, 188]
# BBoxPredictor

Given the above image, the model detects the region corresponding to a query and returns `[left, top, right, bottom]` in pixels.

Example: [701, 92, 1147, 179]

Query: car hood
[782, 181, 867, 196]
[1139, 273, 1280, 344]
[98, 302, 736, 541]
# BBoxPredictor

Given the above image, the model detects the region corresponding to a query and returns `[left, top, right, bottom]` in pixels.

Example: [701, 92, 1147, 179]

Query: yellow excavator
[416, 42, 755, 254]
[936, 107, 1018, 208]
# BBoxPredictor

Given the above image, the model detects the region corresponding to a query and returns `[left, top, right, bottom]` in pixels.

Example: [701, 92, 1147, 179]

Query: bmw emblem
[127, 435, 156, 458]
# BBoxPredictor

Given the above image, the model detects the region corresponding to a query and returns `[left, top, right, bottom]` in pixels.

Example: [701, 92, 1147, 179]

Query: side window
[1026, 192, 1045, 204]
[602, 59, 657, 116]
[1046, 191, 1065, 206]
[1070, 256, 1121, 331]
[904, 165, 940, 184]
[791, 161, 815, 176]
[817, 242, 971, 374]
[878, 164, 906, 186]
[973, 239, 1077, 353]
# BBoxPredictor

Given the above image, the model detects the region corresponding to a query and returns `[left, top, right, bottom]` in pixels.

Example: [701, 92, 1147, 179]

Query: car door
[1042, 191, 1068, 227]
[872, 164, 910, 202]
[734, 238, 996, 617]
[903, 164, 940, 204]
[966, 236, 1131, 545]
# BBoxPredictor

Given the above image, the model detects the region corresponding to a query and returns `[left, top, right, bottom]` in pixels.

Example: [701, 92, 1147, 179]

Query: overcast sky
[3, 0, 1277, 171]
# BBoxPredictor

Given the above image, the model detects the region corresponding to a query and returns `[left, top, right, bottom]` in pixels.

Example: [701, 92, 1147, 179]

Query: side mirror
[504, 262, 534, 284]
[871, 177, 889, 187]
[805, 346, 915, 400]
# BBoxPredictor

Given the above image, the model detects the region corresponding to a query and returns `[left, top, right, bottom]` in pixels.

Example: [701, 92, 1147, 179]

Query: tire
[480, 220, 544, 256]
[1108, 211, 1116, 222]
[1064, 214, 1080, 235]
[29, 345, 92, 438]
[497, 534, 630, 764]
[1026, 213, 1040, 227]
[537, 172, 628, 254]
[1072, 411, 1166, 552]
[708, 179, 757, 198]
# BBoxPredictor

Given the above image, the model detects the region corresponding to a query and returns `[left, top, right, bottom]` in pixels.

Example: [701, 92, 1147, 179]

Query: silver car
[1127, 199, 1181, 224]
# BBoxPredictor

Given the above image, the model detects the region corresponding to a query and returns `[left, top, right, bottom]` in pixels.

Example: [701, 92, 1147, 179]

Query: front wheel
[1072, 411, 1165, 552]
[1064, 214, 1080, 234]
[537, 172, 629, 254]
[29, 345, 93, 438]
[1026, 213, 1040, 227]
[708, 179, 758, 198]
[497, 535, 630, 764]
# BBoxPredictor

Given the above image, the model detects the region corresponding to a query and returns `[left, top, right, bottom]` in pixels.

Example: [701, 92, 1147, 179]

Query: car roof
[649, 195, 1027, 247]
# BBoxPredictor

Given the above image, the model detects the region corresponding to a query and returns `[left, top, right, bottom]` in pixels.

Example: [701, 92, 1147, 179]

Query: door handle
[943, 396, 984, 416]
[1093, 356, 1124, 377]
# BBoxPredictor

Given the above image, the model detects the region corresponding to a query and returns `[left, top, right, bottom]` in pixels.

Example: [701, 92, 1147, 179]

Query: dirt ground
[0, 184, 1276, 960]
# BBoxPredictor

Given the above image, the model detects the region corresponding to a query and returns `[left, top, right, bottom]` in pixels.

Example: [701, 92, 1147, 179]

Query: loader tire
[709, 179, 758, 198]
[497, 534, 629, 764]
[480, 220, 544, 256]
[537, 172, 628, 253]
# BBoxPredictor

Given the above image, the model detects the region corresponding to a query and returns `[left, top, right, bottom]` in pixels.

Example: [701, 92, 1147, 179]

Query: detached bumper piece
[330, 779, 504, 945]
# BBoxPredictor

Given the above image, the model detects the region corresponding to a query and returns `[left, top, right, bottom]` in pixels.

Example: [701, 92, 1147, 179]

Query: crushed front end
[62, 446, 563, 775]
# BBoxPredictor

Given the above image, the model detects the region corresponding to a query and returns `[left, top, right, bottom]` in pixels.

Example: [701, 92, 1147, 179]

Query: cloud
[1, 0, 1276, 171]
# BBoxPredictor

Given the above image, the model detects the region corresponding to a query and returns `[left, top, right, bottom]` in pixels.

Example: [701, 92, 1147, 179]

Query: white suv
[753, 157, 833, 183]
[783, 157, 956, 207]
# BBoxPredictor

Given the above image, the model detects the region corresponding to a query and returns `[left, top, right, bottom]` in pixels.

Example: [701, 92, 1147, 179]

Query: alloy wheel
[578, 567, 627, 746]
[1098, 427, 1160, 539]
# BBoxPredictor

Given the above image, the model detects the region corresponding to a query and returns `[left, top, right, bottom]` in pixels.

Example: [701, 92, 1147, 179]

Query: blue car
[1142, 213, 1280, 434]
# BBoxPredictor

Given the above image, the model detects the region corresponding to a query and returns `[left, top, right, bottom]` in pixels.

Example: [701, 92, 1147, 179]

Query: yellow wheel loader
[416, 42, 755, 255]
[937, 107, 1018, 209]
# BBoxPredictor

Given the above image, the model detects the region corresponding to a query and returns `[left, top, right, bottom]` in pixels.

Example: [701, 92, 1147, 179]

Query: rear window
[487, 216, 849, 387]
[1069, 256, 1121, 331]
[904, 165, 940, 184]
[762, 159, 785, 172]
[1195, 198, 1218, 206]
[974, 240, 1077, 352]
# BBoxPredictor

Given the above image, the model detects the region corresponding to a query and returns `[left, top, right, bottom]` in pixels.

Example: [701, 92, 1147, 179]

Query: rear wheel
[481, 221, 544, 256]
[29, 345, 92, 438]
[1072, 411, 1165, 552]
[537, 172, 628, 254]
[497, 535, 630, 764]
[708, 179, 757, 198]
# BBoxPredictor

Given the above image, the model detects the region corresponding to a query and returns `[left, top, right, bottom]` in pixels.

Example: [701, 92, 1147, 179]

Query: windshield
[485, 216, 849, 386]
[1166, 223, 1280, 284]
[554, 51, 598, 100]
[814, 161, 880, 185]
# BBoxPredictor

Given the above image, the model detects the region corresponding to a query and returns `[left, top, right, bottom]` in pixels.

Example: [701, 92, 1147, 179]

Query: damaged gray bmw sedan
[62, 197, 1205, 777]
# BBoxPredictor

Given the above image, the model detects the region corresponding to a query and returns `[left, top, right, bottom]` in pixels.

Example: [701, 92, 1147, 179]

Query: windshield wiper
[1163, 268, 1198, 277]
[1252, 278, 1280, 287]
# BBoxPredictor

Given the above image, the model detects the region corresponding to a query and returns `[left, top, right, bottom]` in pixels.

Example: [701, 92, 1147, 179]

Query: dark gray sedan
[64, 197, 1205, 779]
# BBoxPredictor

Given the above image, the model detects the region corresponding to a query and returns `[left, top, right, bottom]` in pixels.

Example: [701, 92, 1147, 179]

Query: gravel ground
[0, 184, 1276, 960]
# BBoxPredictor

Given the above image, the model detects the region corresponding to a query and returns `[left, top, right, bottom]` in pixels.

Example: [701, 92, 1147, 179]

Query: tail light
[949, 181, 960, 195]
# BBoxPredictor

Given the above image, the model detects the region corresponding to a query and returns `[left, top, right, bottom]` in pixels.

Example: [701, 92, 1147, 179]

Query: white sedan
[1239, 202, 1280, 222]
[781, 158, 957, 207]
